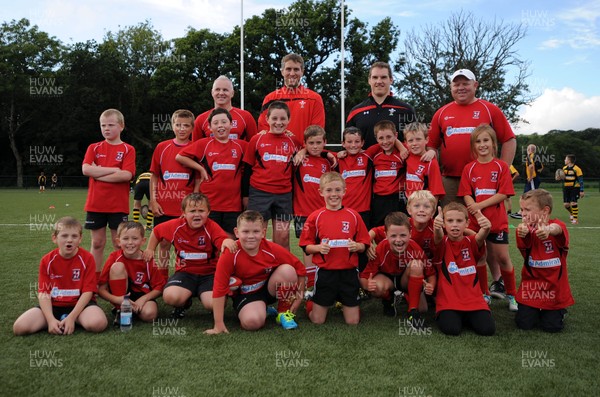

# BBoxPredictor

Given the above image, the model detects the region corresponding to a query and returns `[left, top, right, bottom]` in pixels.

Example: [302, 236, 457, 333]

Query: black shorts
[359, 211, 371, 231]
[563, 187, 580, 204]
[515, 303, 567, 333]
[134, 179, 150, 201]
[381, 272, 406, 291]
[371, 193, 407, 227]
[154, 214, 178, 227]
[85, 212, 128, 230]
[36, 301, 99, 319]
[312, 268, 360, 307]
[293, 216, 308, 239]
[164, 272, 213, 297]
[209, 211, 240, 235]
[232, 286, 277, 313]
[486, 230, 509, 244]
[248, 186, 293, 222]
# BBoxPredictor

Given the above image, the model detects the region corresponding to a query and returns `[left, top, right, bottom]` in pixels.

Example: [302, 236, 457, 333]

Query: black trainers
[358, 288, 371, 301]
[509, 212, 522, 219]
[171, 297, 193, 319]
[406, 309, 426, 330]
[490, 278, 506, 299]
[112, 309, 121, 327]
[382, 298, 396, 317]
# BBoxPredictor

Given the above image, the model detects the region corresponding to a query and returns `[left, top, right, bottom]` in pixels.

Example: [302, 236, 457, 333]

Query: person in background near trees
[524, 144, 543, 193]
[50, 173, 58, 190]
[561, 154, 584, 224]
[346, 61, 416, 149]
[423, 69, 516, 301]
[193, 76, 258, 142]
[38, 172, 46, 193]
[258, 53, 325, 142]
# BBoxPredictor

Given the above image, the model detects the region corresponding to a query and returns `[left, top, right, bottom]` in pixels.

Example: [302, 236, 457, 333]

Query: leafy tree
[0, 19, 63, 187]
[395, 11, 531, 123]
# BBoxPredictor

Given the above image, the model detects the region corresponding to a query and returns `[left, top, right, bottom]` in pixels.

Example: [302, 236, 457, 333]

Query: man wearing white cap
[423, 69, 516, 206]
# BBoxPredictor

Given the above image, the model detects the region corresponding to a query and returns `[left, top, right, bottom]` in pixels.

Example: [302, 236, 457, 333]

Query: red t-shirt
[405, 153, 445, 199]
[299, 207, 371, 270]
[293, 154, 331, 217]
[258, 86, 325, 143]
[516, 220, 574, 310]
[150, 139, 194, 217]
[427, 99, 515, 177]
[37, 248, 97, 307]
[212, 239, 306, 298]
[435, 236, 489, 313]
[83, 141, 136, 213]
[193, 107, 258, 142]
[153, 217, 228, 275]
[458, 159, 514, 234]
[360, 239, 424, 278]
[243, 133, 300, 194]
[366, 145, 404, 196]
[338, 152, 373, 212]
[99, 250, 166, 293]
[179, 138, 247, 212]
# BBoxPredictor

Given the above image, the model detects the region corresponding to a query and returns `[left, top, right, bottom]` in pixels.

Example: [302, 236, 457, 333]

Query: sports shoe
[382, 298, 396, 317]
[393, 290, 404, 308]
[334, 301, 343, 310]
[483, 294, 492, 305]
[406, 309, 426, 330]
[171, 297, 193, 319]
[145, 226, 153, 232]
[569, 215, 574, 222]
[489, 278, 506, 299]
[112, 308, 121, 327]
[276, 310, 298, 330]
[571, 218, 578, 224]
[266, 306, 278, 318]
[509, 212, 522, 219]
[507, 295, 518, 312]
[304, 286, 314, 301]
[358, 288, 371, 301]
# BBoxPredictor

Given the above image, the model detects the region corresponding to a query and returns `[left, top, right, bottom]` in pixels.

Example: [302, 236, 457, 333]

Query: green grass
[0, 188, 598, 396]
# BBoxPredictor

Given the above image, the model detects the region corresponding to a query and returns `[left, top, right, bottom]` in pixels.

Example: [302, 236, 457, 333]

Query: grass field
[0, 187, 598, 397]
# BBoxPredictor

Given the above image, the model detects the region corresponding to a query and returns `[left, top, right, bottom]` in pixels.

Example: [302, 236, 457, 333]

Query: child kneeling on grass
[98, 221, 166, 325]
[515, 189, 574, 332]
[206, 210, 306, 333]
[433, 203, 496, 336]
[13, 217, 107, 335]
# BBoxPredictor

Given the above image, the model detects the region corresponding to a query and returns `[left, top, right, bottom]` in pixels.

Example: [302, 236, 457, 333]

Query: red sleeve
[489, 104, 515, 143]
[243, 135, 258, 166]
[122, 145, 136, 178]
[192, 113, 209, 142]
[457, 164, 473, 198]
[178, 139, 205, 160]
[207, 220, 229, 251]
[354, 211, 371, 246]
[372, 226, 386, 244]
[360, 245, 385, 278]
[498, 161, 515, 196]
[149, 142, 163, 175]
[258, 95, 271, 133]
[270, 242, 307, 277]
[242, 111, 258, 140]
[469, 236, 485, 262]
[298, 212, 317, 249]
[82, 144, 95, 166]
[81, 251, 98, 294]
[212, 247, 236, 298]
[552, 220, 569, 249]
[426, 158, 446, 197]
[148, 259, 167, 291]
[365, 145, 381, 158]
[153, 219, 174, 243]
[427, 109, 443, 149]
[37, 255, 51, 294]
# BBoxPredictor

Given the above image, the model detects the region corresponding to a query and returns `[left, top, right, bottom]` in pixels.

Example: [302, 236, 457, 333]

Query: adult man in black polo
[346, 61, 416, 148]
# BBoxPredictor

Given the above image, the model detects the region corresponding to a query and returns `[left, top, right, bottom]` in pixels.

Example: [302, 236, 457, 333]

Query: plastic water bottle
[120, 295, 133, 332]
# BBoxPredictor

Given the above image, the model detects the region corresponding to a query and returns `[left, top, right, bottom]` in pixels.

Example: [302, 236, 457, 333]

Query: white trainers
[507, 295, 518, 312]
[483, 294, 492, 305]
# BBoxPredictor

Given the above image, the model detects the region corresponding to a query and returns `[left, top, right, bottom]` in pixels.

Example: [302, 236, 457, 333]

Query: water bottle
[120, 295, 133, 332]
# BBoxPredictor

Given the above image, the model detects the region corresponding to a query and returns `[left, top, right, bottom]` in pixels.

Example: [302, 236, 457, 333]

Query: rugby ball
[228, 276, 242, 291]
[555, 168, 566, 181]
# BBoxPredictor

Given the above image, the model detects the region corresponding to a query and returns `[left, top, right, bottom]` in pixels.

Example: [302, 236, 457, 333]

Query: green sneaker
[507, 295, 518, 312]
[276, 310, 298, 330]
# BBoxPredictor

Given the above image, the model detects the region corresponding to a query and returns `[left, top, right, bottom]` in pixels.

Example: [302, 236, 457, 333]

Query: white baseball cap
[451, 69, 476, 81]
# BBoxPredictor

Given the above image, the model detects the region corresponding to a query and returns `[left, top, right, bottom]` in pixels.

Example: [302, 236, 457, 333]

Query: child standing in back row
[82, 109, 136, 278]
[458, 124, 517, 312]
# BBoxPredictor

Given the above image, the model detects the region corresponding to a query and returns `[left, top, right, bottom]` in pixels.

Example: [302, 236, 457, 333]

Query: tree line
[2, 0, 597, 186]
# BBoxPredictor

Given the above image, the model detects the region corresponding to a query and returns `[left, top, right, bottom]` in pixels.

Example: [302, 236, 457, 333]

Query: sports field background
[0, 187, 598, 396]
